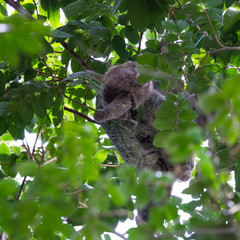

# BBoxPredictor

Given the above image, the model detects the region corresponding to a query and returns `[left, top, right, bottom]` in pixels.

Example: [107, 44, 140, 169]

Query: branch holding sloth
[93, 62, 203, 221]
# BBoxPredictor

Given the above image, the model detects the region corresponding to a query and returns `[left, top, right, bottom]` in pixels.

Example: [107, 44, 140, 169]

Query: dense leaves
[0, 0, 240, 239]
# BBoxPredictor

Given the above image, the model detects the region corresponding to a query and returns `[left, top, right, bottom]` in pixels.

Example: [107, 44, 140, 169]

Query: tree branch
[14, 176, 27, 203]
[138, 32, 143, 54]
[201, 3, 225, 48]
[32, 125, 42, 156]
[64, 106, 99, 124]
[4, 0, 34, 19]
[56, 85, 96, 111]
[61, 41, 93, 71]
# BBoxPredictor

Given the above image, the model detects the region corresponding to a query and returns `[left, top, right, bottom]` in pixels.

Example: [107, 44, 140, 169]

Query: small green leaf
[179, 109, 198, 122]
[162, 20, 179, 33]
[93, 149, 108, 163]
[146, 40, 160, 52]
[177, 20, 188, 32]
[0, 142, 10, 163]
[118, 14, 128, 25]
[137, 53, 157, 67]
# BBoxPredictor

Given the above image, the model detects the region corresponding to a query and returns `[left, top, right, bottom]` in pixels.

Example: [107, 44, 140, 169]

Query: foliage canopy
[0, 0, 240, 239]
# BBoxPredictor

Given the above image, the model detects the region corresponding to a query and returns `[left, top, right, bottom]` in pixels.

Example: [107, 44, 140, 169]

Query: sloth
[93, 62, 152, 122]
[94, 62, 195, 221]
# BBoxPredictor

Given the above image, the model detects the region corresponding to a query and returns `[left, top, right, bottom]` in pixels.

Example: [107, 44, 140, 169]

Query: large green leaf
[125, 26, 139, 44]
[112, 35, 128, 60]
[30, 95, 47, 118]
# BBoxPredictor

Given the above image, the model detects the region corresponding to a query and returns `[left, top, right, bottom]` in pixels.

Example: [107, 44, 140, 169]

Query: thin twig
[180, 46, 240, 56]
[31, 67, 62, 80]
[62, 189, 90, 195]
[56, 85, 96, 111]
[64, 106, 99, 124]
[42, 157, 58, 166]
[32, 0, 39, 16]
[113, 231, 127, 240]
[87, 23, 118, 63]
[201, 3, 225, 48]
[99, 163, 120, 168]
[173, 0, 182, 10]
[39, 129, 45, 166]
[40, 57, 55, 80]
[32, 125, 42, 156]
[61, 42, 93, 71]
[188, 53, 209, 78]
[138, 32, 143, 54]
[14, 176, 27, 203]
[22, 140, 36, 164]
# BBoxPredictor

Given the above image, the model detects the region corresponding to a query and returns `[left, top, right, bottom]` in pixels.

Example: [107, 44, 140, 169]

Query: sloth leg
[94, 93, 132, 122]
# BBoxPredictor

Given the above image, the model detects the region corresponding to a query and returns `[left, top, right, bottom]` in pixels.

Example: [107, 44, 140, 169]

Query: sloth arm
[94, 93, 132, 122]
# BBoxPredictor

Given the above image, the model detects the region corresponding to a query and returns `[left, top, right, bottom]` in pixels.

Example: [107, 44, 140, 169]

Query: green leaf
[30, 95, 47, 118]
[222, 7, 240, 39]
[108, 184, 125, 206]
[136, 183, 150, 209]
[125, 26, 139, 44]
[118, 14, 128, 25]
[112, 35, 128, 60]
[235, 161, 240, 192]
[52, 96, 63, 127]
[8, 122, 24, 140]
[51, 29, 73, 39]
[0, 178, 18, 197]
[162, 20, 179, 33]
[17, 100, 34, 122]
[0, 3, 7, 16]
[112, 0, 125, 14]
[177, 20, 188, 32]
[0, 118, 8, 136]
[0, 73, 5, 98]
[127, 0, 151, 31]
[93, 149, 108, 163]
[137, 53, 157, 67]
[179, 109, 198, 122]
[153, 185, 167, 203]
[128, 227, 149, 240]
[88, 26, 111, 39]
[0, 142, 10, 162]
[0, 102, 9, 117]
[225, 0, 235, 8]
[146, 40, 160, 52]
[199, 92, 226, 114]
[40, 90, 54, 109]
